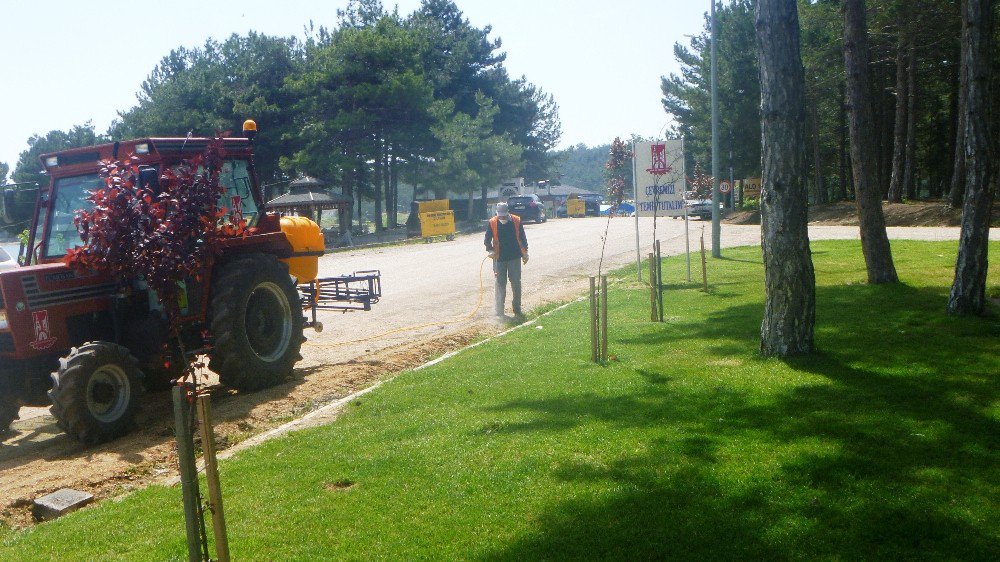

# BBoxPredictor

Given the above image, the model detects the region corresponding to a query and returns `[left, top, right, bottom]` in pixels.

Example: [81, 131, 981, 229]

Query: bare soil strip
[0, 329, 482, 528]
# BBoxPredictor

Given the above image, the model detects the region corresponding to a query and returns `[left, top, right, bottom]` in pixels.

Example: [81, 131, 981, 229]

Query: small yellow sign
[417, 200, 450, 214]
[420, 210, 456, 237]
[743, 178, 762, 199]
[567, 198, 586, 218]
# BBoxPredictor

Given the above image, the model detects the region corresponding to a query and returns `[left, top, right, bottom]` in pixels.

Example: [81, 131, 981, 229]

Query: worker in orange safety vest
[485, 202, 529, 317]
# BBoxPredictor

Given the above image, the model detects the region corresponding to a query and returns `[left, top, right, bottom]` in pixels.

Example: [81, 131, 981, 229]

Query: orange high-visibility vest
[489, 214, 527, 258]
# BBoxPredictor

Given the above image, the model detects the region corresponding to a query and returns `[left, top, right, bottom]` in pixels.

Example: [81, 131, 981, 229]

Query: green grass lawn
[3, 240, 998, 560]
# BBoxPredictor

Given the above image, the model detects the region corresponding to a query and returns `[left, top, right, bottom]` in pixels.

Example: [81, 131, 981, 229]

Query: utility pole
[710, 0, 721, 257]
[729, 148, 734, 210]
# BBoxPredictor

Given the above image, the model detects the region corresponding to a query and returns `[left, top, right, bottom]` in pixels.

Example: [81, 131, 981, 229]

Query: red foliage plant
[687, 163, 714, 199]
[604, 137, 633, 209]
[65, 136, 249, 334]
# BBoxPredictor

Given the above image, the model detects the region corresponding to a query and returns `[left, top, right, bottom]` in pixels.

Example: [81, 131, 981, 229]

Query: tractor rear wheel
[48, 343, 144, 444]
[209, 253, 304, 391]
[0, 394, 18, 433]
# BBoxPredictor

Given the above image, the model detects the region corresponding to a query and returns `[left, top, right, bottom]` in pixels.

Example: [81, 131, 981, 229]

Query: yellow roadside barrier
[419, 210, 456, 240]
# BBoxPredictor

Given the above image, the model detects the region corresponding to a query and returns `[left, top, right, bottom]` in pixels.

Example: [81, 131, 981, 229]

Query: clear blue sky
[0, 0, 707, 174]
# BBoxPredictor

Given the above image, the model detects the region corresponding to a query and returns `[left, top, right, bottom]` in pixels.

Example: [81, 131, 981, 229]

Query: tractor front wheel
[48, 343, 144, 444]
[209, 253, 304, 391]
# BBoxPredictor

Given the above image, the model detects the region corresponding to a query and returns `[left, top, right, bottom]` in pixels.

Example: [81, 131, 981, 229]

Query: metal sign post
[633, 143, 641, 282]
[684, 206, 692, 283]
[710, 0, 722, 258]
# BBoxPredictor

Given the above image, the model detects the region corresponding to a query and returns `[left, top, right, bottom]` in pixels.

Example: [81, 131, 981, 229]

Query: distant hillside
[551, 143, 609, 193]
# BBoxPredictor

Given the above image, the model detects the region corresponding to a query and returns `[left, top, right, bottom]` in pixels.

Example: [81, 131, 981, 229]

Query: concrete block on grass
[32, 488, 93, 521]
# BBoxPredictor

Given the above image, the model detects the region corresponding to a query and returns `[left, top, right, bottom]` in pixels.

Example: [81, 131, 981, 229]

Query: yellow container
[567, 198, 586, 217]
[279, 216, 325, 283]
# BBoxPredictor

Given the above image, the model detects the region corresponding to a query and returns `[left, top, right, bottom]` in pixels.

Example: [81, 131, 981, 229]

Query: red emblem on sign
[29, 310, 57, 350]
[647, 143, 671, 176]
[231, 195, 244, 223]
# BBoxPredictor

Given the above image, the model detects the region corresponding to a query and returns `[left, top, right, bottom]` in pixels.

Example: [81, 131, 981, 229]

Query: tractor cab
[22, 137, 263, 267]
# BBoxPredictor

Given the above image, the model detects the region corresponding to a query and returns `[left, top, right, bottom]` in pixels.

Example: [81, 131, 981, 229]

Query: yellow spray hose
[304, 255, 491, 348]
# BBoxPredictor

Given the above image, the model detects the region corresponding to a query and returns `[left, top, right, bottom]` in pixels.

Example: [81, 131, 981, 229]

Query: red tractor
[0, 124, 380, 443]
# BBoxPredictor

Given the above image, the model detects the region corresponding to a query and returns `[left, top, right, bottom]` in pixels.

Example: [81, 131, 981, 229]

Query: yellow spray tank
[279, 216, 325, 283]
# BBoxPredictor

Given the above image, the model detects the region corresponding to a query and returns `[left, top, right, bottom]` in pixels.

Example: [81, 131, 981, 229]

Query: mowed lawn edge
[2, 240, 998, 560]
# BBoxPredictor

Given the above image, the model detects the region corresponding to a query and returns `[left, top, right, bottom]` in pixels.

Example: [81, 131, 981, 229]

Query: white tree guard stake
[589, 277, 598, 362]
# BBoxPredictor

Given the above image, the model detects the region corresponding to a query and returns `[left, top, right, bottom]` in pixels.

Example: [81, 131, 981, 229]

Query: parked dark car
[507, 194, 547, 223]
[578, 194, 603, 216]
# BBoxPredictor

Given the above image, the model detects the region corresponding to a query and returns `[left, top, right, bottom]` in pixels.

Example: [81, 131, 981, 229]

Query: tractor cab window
[169, 159, 258, 225]
[219, 160, 258, 225]
[45, 174, 101, 258]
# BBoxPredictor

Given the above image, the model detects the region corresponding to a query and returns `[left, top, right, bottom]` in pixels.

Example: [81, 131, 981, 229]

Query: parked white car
[0, 246, 17, 270]
[684, 191, 716, 220]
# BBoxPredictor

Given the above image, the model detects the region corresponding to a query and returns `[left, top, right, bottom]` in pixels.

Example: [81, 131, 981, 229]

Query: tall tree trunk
[341, 155, 354, 236]
[755, 0, 816, 357]
[888, 30, 909, 203]
[949, 0, 970, 208]
[811, 102, 827, 204]
[356, 155, 365, 232]
[903, 39, 918, 200]
[389, 149, 399, 228]
[374, 137, 385, 232]
[948, 0, 995, 315]
[357, 193, 363, 232]
[381, 144, 392, 229]
[480, 183, 489, 220]
[941, 47, 961, 200]
[844, 0, 900, 284]
[839, 81, 850, 201]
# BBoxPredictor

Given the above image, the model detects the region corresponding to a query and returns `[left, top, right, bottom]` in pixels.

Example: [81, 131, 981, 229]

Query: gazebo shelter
[266, 175, 352, 228]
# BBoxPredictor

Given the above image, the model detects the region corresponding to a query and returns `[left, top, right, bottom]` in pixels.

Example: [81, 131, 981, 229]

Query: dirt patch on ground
[725, 200, 1000, 227]
[0, 328, 483, 529]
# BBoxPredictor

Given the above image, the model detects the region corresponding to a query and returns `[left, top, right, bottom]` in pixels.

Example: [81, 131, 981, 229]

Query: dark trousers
[494, 258, 522, 315]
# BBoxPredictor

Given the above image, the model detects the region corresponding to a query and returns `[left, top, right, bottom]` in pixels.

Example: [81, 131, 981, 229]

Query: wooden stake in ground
[173, 385, 205, 562]
[589, 276, 598, 362]
[700, 228, 709, 292]
[655, 240, 664, 323]
[197, 394, 230, 562]
[648, 254, 658, 321]
[600, 275, 608, 361]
